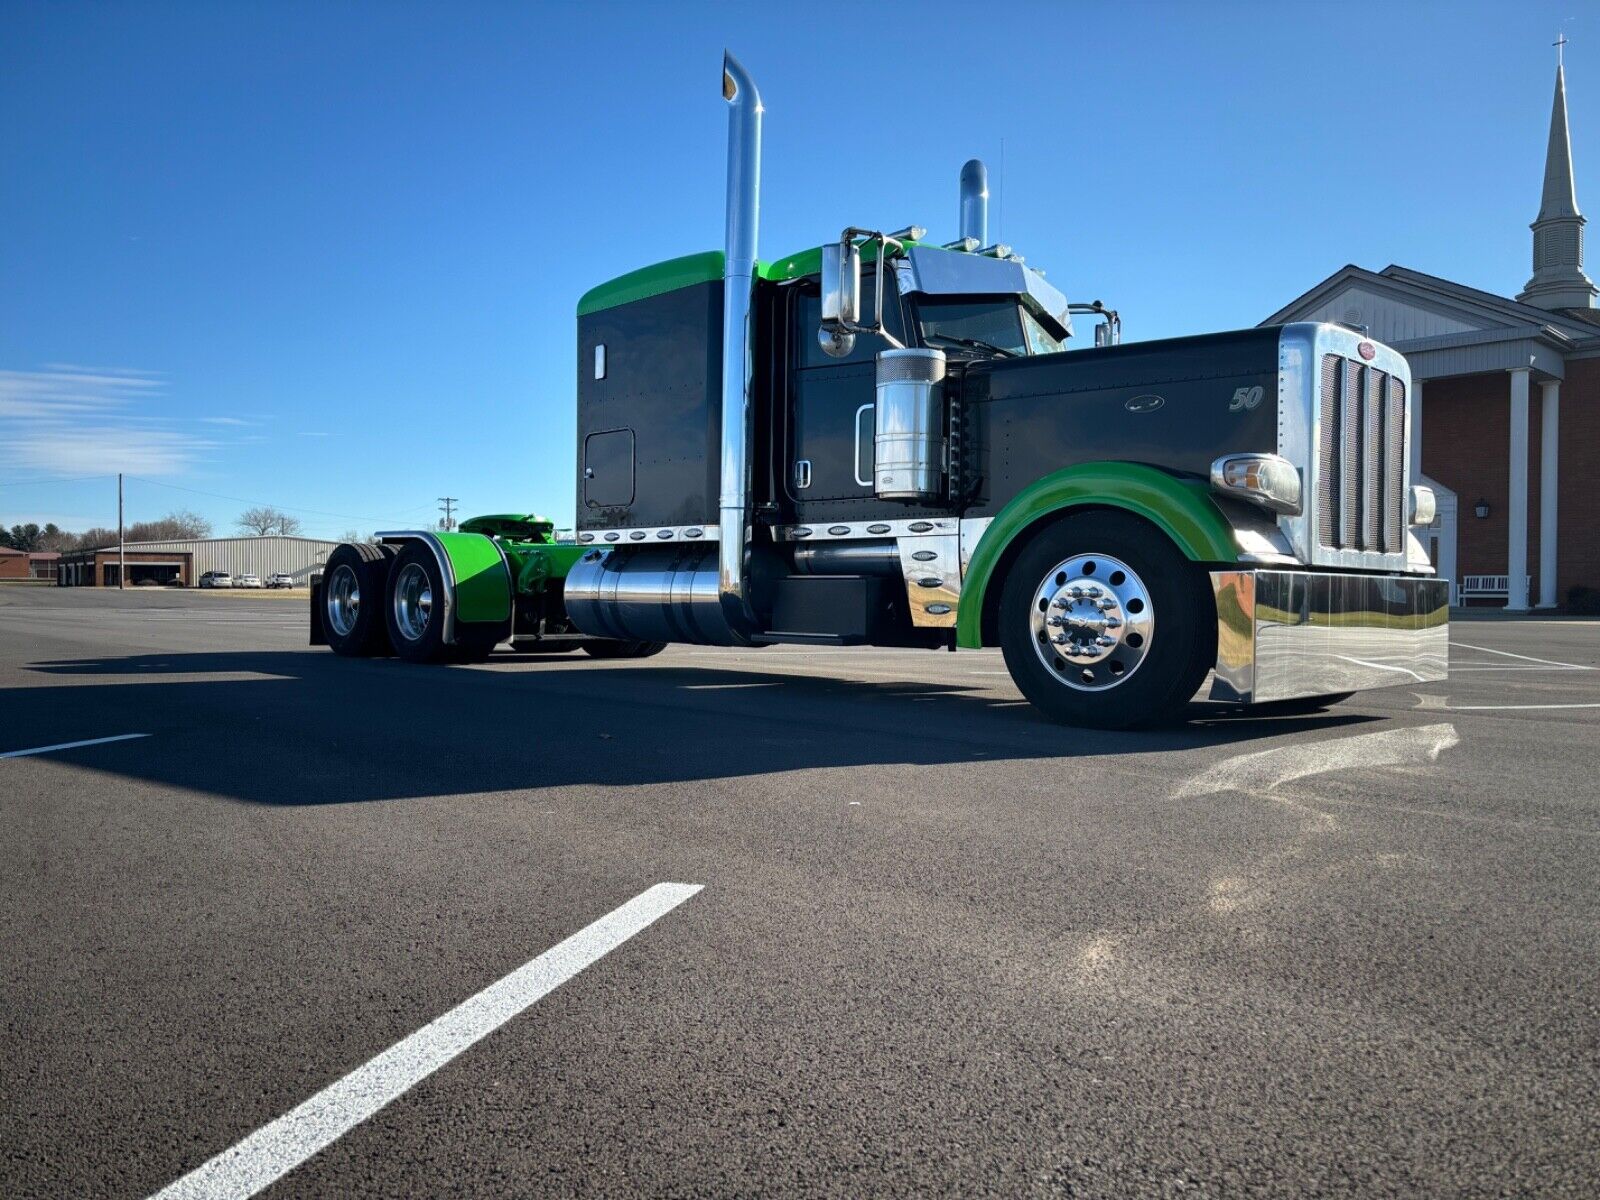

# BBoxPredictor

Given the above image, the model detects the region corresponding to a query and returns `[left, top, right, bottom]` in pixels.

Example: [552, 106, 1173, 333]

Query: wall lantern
[1474, 498, 1490, 519]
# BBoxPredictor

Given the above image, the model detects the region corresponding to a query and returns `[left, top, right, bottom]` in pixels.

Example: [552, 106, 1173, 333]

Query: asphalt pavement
[2, 585, 1598, 1198]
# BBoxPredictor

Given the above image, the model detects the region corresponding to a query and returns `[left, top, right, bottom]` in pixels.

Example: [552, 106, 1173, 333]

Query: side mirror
[818, 240, 861, 358]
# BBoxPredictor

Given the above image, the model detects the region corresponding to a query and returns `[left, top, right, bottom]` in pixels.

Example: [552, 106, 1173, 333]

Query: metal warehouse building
[57, 535, 341, 588]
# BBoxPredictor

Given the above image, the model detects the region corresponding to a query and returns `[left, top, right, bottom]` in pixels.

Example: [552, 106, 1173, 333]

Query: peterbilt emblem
[1358, 341, 1376, 361]
[1125, 393, 1164, 413]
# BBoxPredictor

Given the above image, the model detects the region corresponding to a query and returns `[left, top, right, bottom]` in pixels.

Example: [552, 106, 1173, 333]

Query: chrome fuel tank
[564, 546, 738, 646]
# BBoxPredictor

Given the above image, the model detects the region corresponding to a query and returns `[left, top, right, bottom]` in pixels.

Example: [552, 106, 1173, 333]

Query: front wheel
[998, 512, 1216, 729]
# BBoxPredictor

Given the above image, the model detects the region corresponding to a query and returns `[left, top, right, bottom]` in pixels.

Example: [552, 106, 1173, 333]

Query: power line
[438, 496, 458, 532]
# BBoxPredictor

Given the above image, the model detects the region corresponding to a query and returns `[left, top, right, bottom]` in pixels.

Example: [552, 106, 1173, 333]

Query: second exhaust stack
[959, 159, 989, 247]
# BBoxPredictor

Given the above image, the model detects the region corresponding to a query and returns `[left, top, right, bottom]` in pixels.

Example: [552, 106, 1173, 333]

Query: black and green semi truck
[312, 53, 1448, 729]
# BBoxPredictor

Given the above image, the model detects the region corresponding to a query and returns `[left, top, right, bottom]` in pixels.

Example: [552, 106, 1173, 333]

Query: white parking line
[1451, 642, 1593, 670]
[1, 733, 149, 759]
[148, 882, 703, 1200]
[1437, 702, 1600, 712]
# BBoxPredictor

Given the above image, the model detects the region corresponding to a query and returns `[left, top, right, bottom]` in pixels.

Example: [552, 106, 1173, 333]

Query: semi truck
[311, 53, 1449, 729]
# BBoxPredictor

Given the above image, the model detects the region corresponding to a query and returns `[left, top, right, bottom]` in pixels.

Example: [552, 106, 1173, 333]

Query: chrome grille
[1318, 354, 1406, 556]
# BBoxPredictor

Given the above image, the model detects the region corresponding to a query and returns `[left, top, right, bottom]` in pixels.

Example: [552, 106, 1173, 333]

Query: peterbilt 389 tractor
[311, 53, 1449, 729]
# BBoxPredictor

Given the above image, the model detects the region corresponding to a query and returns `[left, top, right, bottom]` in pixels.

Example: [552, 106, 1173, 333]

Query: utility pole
[437, 496, 458, 532]
[117, 473, 125, 589]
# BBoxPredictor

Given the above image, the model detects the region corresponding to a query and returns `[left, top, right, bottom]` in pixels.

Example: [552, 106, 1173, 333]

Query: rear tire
[384, 542, 452, 663]
[998, 512, 1215, 729]
[322, 542, 396, 657]
[581, 639, 667, 659]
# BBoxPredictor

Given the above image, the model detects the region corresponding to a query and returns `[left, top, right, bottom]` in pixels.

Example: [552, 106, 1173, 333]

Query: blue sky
[2, 1, 1592, 537]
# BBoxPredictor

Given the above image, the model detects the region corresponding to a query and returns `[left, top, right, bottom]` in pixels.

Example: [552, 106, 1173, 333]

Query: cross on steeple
[1555, 33, 1567, 67]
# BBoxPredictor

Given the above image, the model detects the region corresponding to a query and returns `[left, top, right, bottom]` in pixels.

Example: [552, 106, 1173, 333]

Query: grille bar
[1318, 355, 1340, 547]
[1339, 359, 1361, 548]
[1384, 375, 1406, 552]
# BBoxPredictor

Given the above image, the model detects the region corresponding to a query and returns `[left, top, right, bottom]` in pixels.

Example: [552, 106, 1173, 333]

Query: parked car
[266, 572, 296, 589]
[236, 573, 263, 589]
[198, 571, 233, 589]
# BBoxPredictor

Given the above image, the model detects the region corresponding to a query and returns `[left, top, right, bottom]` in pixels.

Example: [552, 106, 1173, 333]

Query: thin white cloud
[296, 430, 333, 438]
[3, 427, 217, 475]
[200, 416, 257, 426]
[0, 365, 215, 477]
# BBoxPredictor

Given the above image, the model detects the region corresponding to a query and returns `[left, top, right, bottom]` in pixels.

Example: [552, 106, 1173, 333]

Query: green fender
[956, 462, 1238, 649]
[433, 532, 513, 626]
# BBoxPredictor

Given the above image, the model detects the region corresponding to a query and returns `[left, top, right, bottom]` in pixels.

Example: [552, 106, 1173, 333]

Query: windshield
[916, 298, 1067, 357]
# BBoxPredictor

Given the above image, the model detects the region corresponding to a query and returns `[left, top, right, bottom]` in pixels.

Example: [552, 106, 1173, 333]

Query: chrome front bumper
[1209, 570, 1448, 703]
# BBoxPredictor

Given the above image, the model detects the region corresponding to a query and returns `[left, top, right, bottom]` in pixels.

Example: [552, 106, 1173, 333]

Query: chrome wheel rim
[392, 563, 433, 642]
[325, 564, 361, 638]
[1027, 553, 1154, 691]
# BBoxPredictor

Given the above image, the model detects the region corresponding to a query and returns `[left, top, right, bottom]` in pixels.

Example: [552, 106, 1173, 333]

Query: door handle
[794, 460, 812, 490]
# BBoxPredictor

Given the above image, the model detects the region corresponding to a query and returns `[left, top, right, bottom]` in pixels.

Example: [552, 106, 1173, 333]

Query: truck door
[784, 274, 908, 507]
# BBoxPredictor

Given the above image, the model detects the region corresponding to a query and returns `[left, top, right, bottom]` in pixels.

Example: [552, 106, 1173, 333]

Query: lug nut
[1086, 585, 1102, 598]
[1096, 635, 1115, 647]
[1104, 617, 1122, 629]
[1050, 633, 1070, 646]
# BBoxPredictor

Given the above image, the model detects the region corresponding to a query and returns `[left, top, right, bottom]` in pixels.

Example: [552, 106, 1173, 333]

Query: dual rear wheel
[323, 540, 663, 664]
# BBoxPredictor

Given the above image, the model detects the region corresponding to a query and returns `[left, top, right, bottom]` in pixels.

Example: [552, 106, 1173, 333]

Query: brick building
[0, 548, 60, 580]
[1267, 60, 1598, 609]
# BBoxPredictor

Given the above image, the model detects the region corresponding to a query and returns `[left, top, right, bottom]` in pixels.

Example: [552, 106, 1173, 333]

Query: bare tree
[236, 506, 303, 536]
[127, 510, 213, 543]
[35, 524, 77, 553]
[76, 526, 119, 551]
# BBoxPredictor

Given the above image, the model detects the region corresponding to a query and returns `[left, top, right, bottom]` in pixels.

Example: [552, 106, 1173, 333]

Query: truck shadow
[15, 649, 1379, 807]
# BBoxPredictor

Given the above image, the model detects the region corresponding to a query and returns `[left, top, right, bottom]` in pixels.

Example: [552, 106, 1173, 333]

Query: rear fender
[373, 530, 513, 645]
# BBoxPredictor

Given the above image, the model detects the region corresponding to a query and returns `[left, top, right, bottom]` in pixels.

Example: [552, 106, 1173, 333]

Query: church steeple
[1518, 48, 1597, 310]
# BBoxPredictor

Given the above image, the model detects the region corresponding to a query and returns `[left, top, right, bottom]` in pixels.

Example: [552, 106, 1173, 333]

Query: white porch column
[1410, 379, 1424, 480]
[1538, 380, 1560, 608]
[1506, 367, 1530, 612]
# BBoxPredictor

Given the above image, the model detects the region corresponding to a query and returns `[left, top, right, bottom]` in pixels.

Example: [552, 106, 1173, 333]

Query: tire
[998, 511, 1216, 729]
[581, 639, 667, 659]
[384, 542, 453, 663]
[322, 542, 397, 657]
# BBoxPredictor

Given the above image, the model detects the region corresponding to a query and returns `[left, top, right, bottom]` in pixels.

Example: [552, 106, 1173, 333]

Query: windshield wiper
[921, 333, 1018, 358]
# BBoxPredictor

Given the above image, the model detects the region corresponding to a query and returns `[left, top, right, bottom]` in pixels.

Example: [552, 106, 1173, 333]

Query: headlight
[1209, 453, 1302, 516]
[1409, 485, 1436, 526]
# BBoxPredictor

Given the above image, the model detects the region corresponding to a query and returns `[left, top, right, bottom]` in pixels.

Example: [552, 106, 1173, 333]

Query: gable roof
[1263, 262, 1600, 346]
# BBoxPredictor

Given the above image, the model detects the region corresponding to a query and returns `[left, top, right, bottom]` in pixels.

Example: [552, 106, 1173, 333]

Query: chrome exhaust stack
[959, 159, 988, 247]
[565, 52, 766, 648]
[717, 51, 763, 643]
